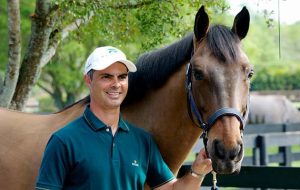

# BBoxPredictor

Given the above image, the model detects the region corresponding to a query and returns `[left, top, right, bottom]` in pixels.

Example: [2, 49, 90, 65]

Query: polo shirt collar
[83, 106, 130, 132]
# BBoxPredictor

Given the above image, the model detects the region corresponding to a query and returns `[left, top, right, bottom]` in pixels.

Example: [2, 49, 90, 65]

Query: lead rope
[202, 133, 218, 190]
[211, 171, 218, 190]
[202, 135, 219, 190]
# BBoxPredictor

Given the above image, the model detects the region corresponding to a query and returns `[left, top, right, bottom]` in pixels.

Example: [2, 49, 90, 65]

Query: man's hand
[191, 148, 212, 177]
[155, 148, 213, 190]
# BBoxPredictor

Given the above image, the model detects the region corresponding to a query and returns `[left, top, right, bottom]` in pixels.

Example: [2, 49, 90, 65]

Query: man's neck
[90, 103, 120, 135]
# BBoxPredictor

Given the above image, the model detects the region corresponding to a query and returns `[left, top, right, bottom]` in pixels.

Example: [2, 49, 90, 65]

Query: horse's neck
[0, 101, 86, 147]
[122, 64, 202, 173]
[0, 100, 87, 190]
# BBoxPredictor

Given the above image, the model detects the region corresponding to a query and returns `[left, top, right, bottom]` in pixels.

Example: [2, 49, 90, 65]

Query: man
[36, 46, 212, 190]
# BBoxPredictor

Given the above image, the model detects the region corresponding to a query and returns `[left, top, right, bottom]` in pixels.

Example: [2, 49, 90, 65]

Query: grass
[184, 152, 197, 162]
[244, 145, 300, 166]
[293, 101, 300, 109]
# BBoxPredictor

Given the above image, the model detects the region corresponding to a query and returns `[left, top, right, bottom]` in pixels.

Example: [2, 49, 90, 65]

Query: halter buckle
[200, 130, 208, 139]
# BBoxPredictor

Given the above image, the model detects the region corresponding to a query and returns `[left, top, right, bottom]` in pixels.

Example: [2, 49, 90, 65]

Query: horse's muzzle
[209, 139, 244, 174]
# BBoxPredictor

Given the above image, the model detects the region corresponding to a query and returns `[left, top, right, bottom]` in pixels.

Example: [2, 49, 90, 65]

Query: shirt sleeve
[36, 135, 70, 190]
[146, 136, 175, 188]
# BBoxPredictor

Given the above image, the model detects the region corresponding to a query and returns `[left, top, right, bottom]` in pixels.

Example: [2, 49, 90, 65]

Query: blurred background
[1, 0, 299, 117]
[2, 1, 300, 187]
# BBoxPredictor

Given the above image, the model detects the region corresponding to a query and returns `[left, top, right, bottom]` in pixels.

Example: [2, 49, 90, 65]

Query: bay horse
[0, 6, 251, 190]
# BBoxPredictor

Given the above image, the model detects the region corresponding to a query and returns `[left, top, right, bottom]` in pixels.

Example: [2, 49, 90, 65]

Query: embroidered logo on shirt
[131, 160, 139, 167]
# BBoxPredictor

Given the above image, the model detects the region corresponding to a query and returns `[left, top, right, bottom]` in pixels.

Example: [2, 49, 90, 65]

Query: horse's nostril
[214, 140, 225, 159]
[229, 144, 243, 160]
[238, 143, 244, 158]
[213, 140, 243, 160]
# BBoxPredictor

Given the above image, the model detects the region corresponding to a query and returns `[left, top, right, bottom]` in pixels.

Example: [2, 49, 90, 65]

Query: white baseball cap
[84, 46, 137, 74]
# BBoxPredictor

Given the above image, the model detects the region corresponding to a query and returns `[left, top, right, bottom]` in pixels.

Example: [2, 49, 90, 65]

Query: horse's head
[188, 6, 252, 174]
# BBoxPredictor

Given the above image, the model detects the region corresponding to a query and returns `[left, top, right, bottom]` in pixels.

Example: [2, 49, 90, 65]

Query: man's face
[84, 62, 129, 109]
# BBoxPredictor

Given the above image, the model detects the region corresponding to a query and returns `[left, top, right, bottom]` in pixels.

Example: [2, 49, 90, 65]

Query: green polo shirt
[36, 106, 174, 190]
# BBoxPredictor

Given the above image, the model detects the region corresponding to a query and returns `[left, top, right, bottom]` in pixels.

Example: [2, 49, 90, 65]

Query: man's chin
[108, 100, 124, 107]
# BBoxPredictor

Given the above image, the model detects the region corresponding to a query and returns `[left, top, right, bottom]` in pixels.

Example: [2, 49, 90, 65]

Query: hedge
[251, 66, 300, 90]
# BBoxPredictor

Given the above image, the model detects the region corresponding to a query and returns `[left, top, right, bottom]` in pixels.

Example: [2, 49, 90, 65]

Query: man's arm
[155, 148, 212, 190]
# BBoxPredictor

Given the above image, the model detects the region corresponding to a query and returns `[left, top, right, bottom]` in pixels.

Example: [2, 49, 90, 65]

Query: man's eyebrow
[99, 73, 128, 76]
[99, 73, 113, 77]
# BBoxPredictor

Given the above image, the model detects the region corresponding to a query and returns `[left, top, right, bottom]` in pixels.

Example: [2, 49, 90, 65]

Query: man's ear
[84, 74, 92, 87]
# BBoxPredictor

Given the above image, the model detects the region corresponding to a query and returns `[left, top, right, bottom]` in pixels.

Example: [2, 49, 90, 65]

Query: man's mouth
[107, 91, 120, 98]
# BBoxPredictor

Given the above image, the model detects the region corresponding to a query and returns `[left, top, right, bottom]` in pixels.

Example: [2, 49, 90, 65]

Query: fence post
[279, 146, 292, 166]
[252, 147, 259, 165]
[258, 135, 268, 165]
[280, 123, 292, 166]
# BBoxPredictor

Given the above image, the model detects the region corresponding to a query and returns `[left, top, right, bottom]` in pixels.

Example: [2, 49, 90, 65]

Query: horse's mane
[55, 96, 90, 113]
[56, 26, 238, 110]
[123, 33, 193, 104]
[55, 34, 193, 112]
[206, 25, 240, 63]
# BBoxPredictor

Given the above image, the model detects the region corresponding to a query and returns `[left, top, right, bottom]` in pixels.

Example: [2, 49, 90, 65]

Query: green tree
[38, 40, 87, 109]
[281, 22, 300, 61]
[242, 8, 300, 91]
[0, 0, 226, 110]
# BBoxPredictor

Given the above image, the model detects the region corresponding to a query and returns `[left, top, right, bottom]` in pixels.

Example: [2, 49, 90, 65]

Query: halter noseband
[185, 63, 249, 140]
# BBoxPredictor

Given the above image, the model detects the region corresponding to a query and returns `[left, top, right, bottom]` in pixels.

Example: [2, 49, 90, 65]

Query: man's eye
[119, 75, 128, 80]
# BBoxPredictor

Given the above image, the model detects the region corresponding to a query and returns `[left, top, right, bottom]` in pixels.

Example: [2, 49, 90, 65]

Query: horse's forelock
[206, 25, 240, 63]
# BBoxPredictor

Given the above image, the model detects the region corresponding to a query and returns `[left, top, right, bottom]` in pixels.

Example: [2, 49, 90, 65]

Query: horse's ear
[231, 6, 250, 40]
[194, 5, 209, 41]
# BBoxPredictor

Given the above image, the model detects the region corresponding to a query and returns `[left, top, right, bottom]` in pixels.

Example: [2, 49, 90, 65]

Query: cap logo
[107, 48, 119, 54]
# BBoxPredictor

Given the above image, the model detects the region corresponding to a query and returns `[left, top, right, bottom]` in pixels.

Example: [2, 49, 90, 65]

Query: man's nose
[112, 77, 121, 87]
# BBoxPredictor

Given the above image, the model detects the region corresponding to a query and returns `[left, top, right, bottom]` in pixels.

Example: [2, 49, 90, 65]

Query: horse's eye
[248, 70, 254, 79]
[193, 70, 204, 80]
